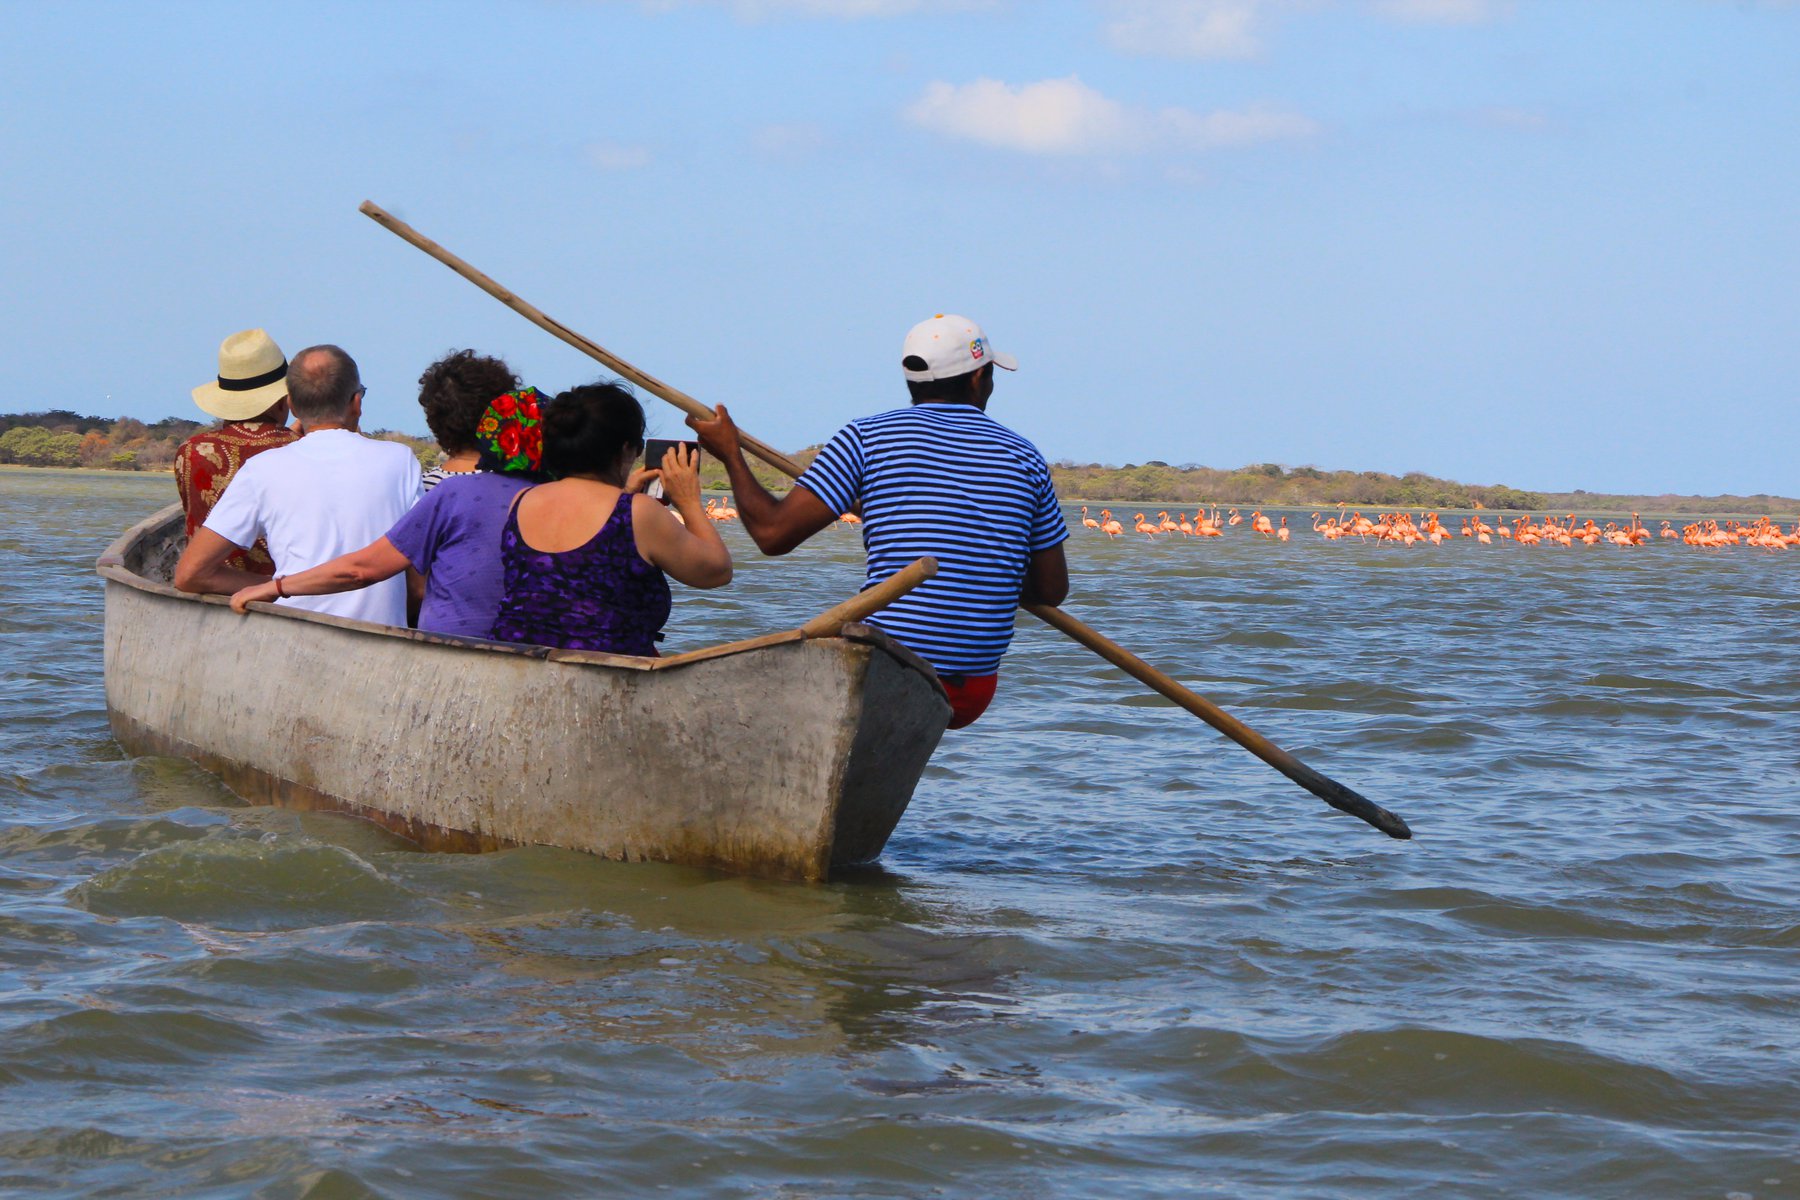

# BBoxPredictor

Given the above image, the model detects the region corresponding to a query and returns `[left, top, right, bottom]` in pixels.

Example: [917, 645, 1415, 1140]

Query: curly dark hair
[416, 350, 521, 454]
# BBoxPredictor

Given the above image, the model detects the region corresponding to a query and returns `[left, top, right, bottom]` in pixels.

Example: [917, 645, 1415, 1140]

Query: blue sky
[3, 0, 1795, 495]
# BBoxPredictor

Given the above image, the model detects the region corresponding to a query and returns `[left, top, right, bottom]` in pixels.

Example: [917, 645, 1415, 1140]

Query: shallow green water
[3, 470, 1798, 1198]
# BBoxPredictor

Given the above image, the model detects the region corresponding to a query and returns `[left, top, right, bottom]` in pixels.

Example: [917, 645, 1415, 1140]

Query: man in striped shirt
[689, 314, 1069, 728]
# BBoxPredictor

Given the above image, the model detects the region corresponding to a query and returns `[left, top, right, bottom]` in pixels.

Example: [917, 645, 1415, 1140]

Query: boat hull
[100, 506, 950, 882]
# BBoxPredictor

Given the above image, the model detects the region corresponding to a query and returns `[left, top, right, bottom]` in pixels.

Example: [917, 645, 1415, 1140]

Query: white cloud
[586, 140, 652, 170]
[905, 77, 1138, 155]
[904, 76, 1317, 156]
[1103, 1, 1269, 60]
[1366, 0, 1508, 23]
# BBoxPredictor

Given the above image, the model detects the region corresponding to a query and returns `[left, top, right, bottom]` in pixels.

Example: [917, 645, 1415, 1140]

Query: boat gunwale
[98, 504, 946, 691]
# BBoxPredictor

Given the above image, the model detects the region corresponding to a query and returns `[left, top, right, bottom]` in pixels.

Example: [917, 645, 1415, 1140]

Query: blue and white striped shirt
[796, 403, 1068, 676]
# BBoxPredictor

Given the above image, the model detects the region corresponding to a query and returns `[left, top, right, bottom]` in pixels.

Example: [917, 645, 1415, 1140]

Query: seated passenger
[229, 388, 545, 638]
[175, 345, 422, 626]
[489, 382, 731, 655]
[416, 349, 522, 492]
[175, 329, 299, 576]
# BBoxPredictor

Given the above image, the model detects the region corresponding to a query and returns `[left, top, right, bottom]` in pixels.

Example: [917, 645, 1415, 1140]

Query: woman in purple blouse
[489, 383, 731, 655]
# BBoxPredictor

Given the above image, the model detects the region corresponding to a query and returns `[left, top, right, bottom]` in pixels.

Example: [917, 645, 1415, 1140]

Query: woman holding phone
[489, 381, 731, 655]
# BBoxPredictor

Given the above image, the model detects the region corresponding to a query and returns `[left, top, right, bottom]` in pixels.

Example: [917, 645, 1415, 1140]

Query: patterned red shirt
[174, 421, 298, 574]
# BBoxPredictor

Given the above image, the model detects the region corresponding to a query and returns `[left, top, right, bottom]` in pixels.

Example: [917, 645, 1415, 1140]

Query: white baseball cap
[900, 314, 1019, 382]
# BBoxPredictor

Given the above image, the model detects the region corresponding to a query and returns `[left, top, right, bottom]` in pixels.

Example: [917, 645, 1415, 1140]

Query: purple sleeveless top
[489, 490, 672, 656]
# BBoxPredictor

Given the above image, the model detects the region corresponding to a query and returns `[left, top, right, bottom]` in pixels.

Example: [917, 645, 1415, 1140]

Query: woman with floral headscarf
[228, 386, 567, 637]
[415, 349, 522, 492]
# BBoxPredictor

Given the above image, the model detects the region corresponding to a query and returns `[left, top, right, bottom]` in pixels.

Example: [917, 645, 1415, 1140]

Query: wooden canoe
[97, 504, 952, 882]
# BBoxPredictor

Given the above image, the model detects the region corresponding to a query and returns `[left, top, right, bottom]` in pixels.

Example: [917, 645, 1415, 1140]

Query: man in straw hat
[174, 344, 423, 627]
[689, 313, 1069, 730]
[174, 328, 297, 574]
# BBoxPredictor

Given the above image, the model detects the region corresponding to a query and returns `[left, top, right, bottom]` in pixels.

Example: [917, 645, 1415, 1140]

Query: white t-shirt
[205, 429, 424, 626]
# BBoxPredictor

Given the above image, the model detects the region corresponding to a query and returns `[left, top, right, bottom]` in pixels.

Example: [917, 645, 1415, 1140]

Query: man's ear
[346, 391, 364, 430]
[971, 363, 994, 403]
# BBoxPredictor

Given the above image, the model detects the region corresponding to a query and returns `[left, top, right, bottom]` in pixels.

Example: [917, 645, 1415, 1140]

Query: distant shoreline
[1062, 497, 1800, 520]
[3, 413, 1795, 517]
[0, 463, 173, 476]
[3, 462, 1791, 521]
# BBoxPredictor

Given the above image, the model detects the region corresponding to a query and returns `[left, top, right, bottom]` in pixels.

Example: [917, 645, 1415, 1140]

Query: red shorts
[940, 673, 997, 730]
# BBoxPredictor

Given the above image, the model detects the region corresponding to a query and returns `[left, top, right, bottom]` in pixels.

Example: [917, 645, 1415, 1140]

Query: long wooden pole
[1023, 603, 1410, 838]
[358, 201, 803, 479]
[359, 200, 1413, 840]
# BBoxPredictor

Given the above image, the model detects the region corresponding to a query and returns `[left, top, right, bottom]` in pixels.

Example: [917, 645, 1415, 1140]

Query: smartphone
[642, 439, 702, 502]
[643, 438, 701, 467]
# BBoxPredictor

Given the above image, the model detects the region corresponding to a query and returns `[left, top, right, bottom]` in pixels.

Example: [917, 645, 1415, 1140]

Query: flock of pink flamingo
[1078, 506, 1800, 550]
[707, 496, 1794, 549]
[702, 498, 869, 528]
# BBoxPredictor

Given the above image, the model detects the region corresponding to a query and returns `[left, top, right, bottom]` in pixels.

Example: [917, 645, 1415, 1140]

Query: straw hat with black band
[192, 328, 289, 421]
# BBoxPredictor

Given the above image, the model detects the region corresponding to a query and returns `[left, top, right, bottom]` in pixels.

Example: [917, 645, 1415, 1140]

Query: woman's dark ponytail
[541, 382, 646, 478]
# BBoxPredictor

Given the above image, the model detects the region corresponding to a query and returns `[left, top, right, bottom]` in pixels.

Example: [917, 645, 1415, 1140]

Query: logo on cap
[969, 338, 985, 361]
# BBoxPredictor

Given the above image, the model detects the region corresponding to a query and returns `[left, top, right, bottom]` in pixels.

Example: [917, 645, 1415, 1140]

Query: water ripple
[3, 476, 1799, 1198]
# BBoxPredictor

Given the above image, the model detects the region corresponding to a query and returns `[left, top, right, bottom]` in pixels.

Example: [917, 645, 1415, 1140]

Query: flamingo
[1081, 506, 1101, 531]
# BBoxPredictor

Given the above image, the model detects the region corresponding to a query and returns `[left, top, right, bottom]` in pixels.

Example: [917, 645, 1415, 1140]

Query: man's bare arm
[173, 527, 269, 596]
[689, 403, 838, 556]
[1021, 544, 1070, 607]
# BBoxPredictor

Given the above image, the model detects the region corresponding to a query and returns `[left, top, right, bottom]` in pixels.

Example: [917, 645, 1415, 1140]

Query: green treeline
[1048, 460, 1800, 516]
[0, 411, 205, 470]
[1051, 460, 1547, 511]
[0, 411, 436, 471]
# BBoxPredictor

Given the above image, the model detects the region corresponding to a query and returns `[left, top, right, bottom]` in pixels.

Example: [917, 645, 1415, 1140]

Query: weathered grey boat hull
[100, 506, 950, 882]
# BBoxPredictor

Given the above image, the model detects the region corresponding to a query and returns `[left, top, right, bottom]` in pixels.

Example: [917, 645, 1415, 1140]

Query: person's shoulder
[885, 404, 1042, 449]
[972, 410, 1048, 455]
[204, 439, 284, 515]
[838, 406, 948, 444]
[627, 490, 672, 530]
[230, 436, 300, 478]
[177, 426, 227, 455]
[854, 405, 926, 428]
[364, 434, 418, 461]
[353, 434, 423, 475]
[442, 471, 531, 499]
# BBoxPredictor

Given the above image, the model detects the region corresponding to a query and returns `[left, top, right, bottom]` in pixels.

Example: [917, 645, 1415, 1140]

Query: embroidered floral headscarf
[473, 387, 545, 475]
